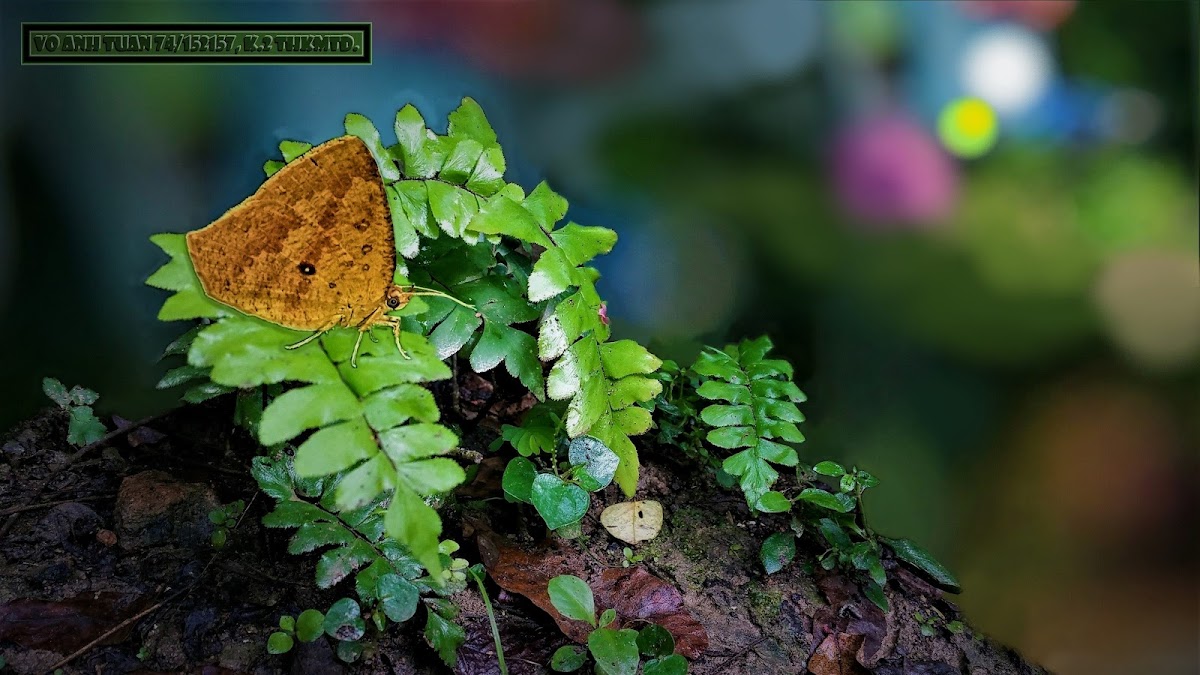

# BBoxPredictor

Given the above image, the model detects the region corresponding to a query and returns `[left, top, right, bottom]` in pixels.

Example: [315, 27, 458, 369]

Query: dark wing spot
[328, 282, 337, 289]
[361, 244, 373, 254]
[637, 510, 643, 518]
[354, 220, 369, 231]
[298, 262, 316, 276]
[361, 264, 370, 271]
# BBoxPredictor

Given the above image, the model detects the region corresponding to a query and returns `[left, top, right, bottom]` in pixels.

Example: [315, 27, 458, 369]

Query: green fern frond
[692, 336, 807, 512]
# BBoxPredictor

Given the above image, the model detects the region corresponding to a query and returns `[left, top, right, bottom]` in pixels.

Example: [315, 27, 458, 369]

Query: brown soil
[0, 373, 1047, 675]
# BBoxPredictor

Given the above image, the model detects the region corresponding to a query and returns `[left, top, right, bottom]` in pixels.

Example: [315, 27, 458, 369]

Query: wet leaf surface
[0, 592, 147, 652]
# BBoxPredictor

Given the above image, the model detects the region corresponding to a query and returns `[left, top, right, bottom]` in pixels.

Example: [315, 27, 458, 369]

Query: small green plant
[621, 547, 644, 568]
[267, 608, 325, 655]
[207, 499, 245, 549]
[547, 575, 688, 675]
[500, 434, 620, 532]
[914, 611, 938, 637]
[42, 377, 106, 446]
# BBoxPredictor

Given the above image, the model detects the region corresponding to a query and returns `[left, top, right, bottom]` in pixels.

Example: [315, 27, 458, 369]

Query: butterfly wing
[187, 136, 396, 330]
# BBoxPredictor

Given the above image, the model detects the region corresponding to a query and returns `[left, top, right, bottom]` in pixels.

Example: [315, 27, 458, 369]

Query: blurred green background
[1, 2, 1196, 673]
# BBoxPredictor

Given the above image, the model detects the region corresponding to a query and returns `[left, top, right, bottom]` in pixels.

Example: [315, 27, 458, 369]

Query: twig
[44, 588, 181, 674]
[0, 494, 114, 516]
[0, 412, 169, 540]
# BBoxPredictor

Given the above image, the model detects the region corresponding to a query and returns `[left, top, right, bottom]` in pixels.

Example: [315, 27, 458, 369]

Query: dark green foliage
[42, 378, 106, 447]
[501, 435, 620, 532]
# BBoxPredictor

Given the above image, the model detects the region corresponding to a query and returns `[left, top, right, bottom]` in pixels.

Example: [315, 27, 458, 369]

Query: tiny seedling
[207, 500, 245, 549]
[547, 575, 688, 674]
[622, 547, 644, 568]
[42, 377, 106, 447]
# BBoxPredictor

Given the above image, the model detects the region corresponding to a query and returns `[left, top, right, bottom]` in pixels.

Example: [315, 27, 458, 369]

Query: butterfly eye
[386, 297, 401, 309]
[298, 262, 316, 276]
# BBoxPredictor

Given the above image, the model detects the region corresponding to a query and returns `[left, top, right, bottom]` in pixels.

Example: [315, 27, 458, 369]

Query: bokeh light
[1094, 250, 1200, 370]
[960, 25, 1054, 116]
[831, 114, 959, 228]
[938, 97, 999, 158]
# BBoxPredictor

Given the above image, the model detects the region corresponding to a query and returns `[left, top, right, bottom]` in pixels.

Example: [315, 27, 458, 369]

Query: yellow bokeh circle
[939, 98, 999, 158]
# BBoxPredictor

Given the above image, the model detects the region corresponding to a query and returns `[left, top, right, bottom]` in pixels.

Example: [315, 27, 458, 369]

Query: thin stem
[471, 570, 508, 675]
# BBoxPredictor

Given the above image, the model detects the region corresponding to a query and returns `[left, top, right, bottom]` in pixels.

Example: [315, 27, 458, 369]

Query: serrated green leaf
[156, 365, 207, 390]
[447, 97, 498, 147]
[439, 138, 483, 185]
[316, 541, 376, 589]
[190, 317, 337, 388]
[700, 404, 754, 427]
[66, 406, 106, 446]
[42, 378, 69, 406]
[528, 248, 576, 303]
[425, 607, 465, 667]
[385, 184, 421, 259]
[332, 455, 394, 512]
[259, 383, 362, 446]
[695, 380, 752, 404]
[467, 193, 553, 248]
[344, 113, 400, 181]
[362, 384, 439, 431]
[599, 340, 662, 379]
[288, 522, 356, 555]
[612, 406, 653, 436]
[293, 419, 376, 477]
[427, 180, 479, 239]
[609, 376, 662, 409]
[378, 423, 458, 463]
[750, 378, 806, 402]
[523, 181, 568, 230]
[466, 146, 506, 196]
[393, 105, 443, 179]
[394, 458, 466, 495]
[551, 223, 617, 267]
[251, 456, 294, 501]
[428, 306, 483, 360]
[386, 486, 443, 578]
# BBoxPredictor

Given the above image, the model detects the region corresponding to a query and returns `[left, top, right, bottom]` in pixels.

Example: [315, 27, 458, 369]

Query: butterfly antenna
[406, 285, 476, 310]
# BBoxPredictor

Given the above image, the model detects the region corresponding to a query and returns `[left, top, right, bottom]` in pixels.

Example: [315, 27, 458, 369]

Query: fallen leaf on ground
[600, 500, 663, 545]
[477, 528, 708, 659]
[807, 632, 868, 675]
[592, 567, 708, 659]
[0, 592, 147, 652]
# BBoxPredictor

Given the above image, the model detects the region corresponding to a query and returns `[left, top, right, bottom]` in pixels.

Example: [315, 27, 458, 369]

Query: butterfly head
[383, 285, 412, 312]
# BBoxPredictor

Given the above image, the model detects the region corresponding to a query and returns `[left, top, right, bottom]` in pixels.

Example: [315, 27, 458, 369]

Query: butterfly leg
[376, 315, 410, 360]
[285, 315, 342, 351]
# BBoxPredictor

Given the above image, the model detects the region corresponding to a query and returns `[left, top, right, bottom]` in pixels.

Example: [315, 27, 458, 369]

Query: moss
[748, 584, 784, 623]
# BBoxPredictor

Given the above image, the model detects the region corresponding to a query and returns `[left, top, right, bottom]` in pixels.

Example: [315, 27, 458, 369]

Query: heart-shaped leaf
[502, 457, 537, 503]
[531, 474, 590, 530]
[568, 436, 619, 492]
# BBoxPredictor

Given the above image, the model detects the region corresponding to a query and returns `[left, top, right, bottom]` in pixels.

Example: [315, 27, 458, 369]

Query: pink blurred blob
[830, 114, 960, 230]
[345, 0, 641, 81]
[960, 0, 1077, 31]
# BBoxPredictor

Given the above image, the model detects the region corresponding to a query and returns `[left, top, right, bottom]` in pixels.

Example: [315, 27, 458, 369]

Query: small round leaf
[296, 609, 325, 642]
[266, 631, 294, 655]
[323, 598, 365, 641]
[550, 645, 588, 672]
[548, 575, 595, 626]
[636, 623, 674, 658]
